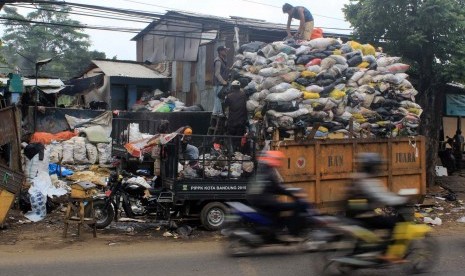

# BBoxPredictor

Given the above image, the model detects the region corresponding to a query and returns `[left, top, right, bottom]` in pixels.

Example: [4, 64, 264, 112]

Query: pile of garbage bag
[131, 90, 204, 112]
[233, 38, 422, 138]
[179, 151, 254, 179]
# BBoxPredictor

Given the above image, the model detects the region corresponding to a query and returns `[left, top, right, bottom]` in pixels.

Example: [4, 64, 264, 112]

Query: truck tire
[200, 202, 227, 231]
[85, 199, 115, 229]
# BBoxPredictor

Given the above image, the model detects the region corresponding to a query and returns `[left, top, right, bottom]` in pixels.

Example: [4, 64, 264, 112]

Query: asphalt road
[0, 234, 464, 276]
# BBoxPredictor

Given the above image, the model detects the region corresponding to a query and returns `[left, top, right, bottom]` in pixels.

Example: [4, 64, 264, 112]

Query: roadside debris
[423, 217, 442, 226]
[415, 184, 465, 227]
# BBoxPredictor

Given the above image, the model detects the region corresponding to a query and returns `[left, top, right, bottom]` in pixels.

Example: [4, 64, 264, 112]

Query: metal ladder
[207, 115, 226, 135]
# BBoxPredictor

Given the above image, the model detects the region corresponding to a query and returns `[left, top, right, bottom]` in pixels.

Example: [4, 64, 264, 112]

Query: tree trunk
[418, 84, 444, 187]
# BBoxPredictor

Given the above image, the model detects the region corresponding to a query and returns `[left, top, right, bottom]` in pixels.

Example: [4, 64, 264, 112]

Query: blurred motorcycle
[318, 189, 438, 275]
[223, 190, 331, 257]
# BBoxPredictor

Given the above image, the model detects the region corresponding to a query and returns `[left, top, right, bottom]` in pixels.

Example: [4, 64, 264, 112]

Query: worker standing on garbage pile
[283, 3, 314, 40]
[213, 45, 230, 116]
[224, 80, 248, 151]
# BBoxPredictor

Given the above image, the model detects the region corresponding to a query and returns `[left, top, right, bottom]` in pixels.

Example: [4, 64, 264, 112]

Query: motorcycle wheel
[316, 235, 356, 275]
[224, 236, 254, 257]
[85, 199, 115, 229]
[403, 234, 438, 274]
[298, 229, 330, 252]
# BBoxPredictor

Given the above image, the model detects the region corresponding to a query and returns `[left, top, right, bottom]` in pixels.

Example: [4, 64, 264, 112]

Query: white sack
[97, 143, 111, 165]
[62, 139, 74, 164]
[73, 137, 89, 164]
[265, 88, 302, 102]
[86, 143, 99, 164]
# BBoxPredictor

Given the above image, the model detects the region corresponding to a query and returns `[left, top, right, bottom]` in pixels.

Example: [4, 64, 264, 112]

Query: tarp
[30, 131, 77, 144]
[446, 94, 465, 116]
[62, 74, 105, 96]
[38, 87, 67, 94]
[65, 111, 113, 139]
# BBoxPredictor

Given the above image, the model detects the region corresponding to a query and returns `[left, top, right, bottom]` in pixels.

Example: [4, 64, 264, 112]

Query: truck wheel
[85, 199, 115, 229]
[200, 202, 227, 231]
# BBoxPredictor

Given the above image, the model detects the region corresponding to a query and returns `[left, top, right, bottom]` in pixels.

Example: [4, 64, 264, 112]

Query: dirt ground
[0, 205, 224, 252]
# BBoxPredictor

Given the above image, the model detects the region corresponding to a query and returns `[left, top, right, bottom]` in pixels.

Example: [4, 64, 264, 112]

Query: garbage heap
[232, 38, 422, 138]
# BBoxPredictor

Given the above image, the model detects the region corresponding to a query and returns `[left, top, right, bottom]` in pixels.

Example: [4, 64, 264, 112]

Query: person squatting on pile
[283, 3, 314, 40]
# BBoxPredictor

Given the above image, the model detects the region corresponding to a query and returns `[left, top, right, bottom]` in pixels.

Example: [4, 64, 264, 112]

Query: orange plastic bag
[311, 28, 323, 40]
[306, 58, 322, 67]
[30, 131, 77, 145]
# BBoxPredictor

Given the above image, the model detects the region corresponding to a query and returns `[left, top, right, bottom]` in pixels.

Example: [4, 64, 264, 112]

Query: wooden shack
[132, 11, 350, 111]
[0, 106, 24, 225]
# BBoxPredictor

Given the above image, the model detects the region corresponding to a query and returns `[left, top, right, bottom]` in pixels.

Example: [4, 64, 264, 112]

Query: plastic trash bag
[48, 163, 74, 176]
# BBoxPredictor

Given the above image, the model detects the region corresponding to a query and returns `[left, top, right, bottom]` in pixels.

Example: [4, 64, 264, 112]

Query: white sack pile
[233, 39, 422, 138]
[58, 136, 111, 165]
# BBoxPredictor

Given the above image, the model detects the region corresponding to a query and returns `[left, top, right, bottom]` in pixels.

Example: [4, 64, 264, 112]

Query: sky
[2, 0, 352, 60]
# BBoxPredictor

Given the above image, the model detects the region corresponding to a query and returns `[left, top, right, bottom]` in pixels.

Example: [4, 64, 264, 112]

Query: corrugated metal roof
[132, 11, 352, 41]
[91, 60, 170, 79]
[448, 82, 465, 90]
[23, 78, 65, 87]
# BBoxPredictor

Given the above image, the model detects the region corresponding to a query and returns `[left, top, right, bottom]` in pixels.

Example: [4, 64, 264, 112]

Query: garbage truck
[110, 116, 426, 230]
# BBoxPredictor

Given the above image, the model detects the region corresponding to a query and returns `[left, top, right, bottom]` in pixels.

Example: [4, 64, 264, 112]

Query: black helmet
[355, 152, 384, 174]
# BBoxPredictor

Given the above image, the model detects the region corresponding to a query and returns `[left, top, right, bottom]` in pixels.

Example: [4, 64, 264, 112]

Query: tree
[343, 0, 465, 185]
[1, 2, 106, 79]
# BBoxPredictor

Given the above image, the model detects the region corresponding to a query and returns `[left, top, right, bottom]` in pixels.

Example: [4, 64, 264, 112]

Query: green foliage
[1, 3, 106, 79]
[343, 0, 465, 86]
[344, 0, 465, 185]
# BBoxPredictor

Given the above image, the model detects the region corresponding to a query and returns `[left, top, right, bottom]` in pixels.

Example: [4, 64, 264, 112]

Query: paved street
[0, 233, 464, 276]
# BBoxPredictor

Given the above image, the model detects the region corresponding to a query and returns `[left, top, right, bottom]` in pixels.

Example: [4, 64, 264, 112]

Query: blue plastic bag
[49, 163, 74, 176]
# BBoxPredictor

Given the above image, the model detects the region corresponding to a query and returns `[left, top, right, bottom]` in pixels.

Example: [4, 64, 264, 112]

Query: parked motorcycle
[318, 189, 438, 275]
[223, 194, 330, 256]
[85, 171, 174, 229]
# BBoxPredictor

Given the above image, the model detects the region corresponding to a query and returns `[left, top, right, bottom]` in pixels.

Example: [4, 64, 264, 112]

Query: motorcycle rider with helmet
[246, 150, 312, 240]
[346, 152, 408, 262]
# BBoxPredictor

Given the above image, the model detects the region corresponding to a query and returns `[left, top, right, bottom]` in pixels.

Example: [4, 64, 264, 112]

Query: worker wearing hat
[213, 45, 230, 116]
[224, 80, 248, 151]
[179, 126, 199, 168]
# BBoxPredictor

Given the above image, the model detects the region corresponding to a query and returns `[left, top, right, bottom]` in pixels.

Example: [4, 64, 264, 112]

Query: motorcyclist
[346, 152, 409, 262]
[246, 150, 311, 239]
[347, 152, 407, 229]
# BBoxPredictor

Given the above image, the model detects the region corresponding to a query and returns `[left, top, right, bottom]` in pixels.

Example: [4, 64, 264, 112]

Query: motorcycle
[223, 190, 330, 256]
[319, 189, 438, 275]
[85, 171, 174, 229]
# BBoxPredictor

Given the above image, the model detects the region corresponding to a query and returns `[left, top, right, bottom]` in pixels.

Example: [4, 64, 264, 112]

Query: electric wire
[12, 3, 155, 24]
[4, 1, 351, 38]
[8, 1, 353, 34]
[2, 1, 355, 48]
[238, 0, 348, 22]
